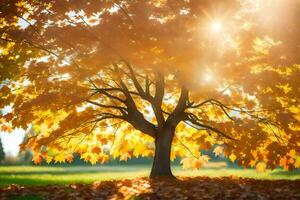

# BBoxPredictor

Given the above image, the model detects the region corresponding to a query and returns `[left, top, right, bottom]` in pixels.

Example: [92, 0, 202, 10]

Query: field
[1, 164, 300, 187]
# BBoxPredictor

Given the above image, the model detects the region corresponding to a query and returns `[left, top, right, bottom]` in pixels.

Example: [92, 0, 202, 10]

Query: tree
[0, 137, 5, 163]
[0, 0, 299, 178]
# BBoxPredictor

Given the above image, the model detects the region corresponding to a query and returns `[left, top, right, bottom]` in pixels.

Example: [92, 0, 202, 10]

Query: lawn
[1, 164, 300, 187]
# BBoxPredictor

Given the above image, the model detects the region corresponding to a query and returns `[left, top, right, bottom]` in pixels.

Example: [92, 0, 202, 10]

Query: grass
[0, 164, 300, 187]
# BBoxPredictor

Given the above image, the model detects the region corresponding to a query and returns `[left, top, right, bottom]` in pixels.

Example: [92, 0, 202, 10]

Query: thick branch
[123, 61, 147, 98]
[165, 87, 189, 128]
[152, 72, 165, 127]
[173, 87, 189, 114]
[122, 62, 165, 128]
[110, 63, 157, 138]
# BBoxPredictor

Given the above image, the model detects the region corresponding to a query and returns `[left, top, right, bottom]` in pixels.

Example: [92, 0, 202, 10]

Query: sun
[203, 72, 213, 82]
[211, 22, 222, 33]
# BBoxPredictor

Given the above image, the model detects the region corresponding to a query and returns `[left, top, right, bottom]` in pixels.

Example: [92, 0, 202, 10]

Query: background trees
[0, 0, 299, 177]
[0, 137, 5, 163]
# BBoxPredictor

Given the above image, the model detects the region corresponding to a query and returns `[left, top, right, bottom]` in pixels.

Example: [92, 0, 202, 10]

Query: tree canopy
[0, 0, 299, 175]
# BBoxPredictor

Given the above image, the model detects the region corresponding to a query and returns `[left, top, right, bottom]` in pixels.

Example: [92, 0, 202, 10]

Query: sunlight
[203, 72, 213, 82]
[211, 21, 222, 33]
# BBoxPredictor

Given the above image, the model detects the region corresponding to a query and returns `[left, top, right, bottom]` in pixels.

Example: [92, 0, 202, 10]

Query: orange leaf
[32, 155, 42, 165]
[91, 146, 101, 154]
[66, 154, 74, 163]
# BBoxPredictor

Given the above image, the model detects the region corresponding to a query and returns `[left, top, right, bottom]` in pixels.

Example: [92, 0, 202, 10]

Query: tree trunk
[150, 127, 175, 179]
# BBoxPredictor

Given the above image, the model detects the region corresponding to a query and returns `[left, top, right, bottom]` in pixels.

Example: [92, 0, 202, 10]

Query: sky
[0, 129, 25, 157]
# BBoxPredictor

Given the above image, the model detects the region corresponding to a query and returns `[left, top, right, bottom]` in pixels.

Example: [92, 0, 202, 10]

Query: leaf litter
[1, 176, 300, 200]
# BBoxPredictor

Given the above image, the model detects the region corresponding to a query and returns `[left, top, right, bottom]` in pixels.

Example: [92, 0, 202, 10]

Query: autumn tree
[0, 137, 5, 163]
[0, 0, 299, 178]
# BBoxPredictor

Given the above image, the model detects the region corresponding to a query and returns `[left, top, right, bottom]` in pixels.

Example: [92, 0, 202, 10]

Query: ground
[0, 165, 300, 199]
[1, 177, 300, 200]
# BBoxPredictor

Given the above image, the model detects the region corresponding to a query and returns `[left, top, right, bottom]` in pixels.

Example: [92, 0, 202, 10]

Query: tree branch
[86, 100, 127, 112]
[165, 86, 189, 128]
[184, 112, 236, 140]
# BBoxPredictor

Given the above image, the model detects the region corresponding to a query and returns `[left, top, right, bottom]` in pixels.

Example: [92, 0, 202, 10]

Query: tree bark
[150, 127, 175, 179]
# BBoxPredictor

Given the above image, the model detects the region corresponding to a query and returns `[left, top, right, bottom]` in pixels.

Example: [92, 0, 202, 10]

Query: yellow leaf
[294, 156, 300, 168]
[81, 152, 91, 162]
[256, 162, 266, 173]
[133, 143, 147, 157]
[213, 146, 224, 156]
[170, 151, 176, 161]
[288, 149, 296, 158]
[45, 156, 53, 164]
[90, 155, 98, 165]
[54, 153, 66, 163]
[76, 144, 88, 154]
[249, 159, 257, 167]
[120, 152, 132, 161]
[229, 153, 237, 162]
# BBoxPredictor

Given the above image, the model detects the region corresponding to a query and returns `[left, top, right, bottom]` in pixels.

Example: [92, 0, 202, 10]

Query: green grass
[0, 164, 299, 187]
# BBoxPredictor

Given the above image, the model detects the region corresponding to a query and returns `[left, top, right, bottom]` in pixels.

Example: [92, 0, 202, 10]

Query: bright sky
[0, 129, 25, 157]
